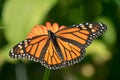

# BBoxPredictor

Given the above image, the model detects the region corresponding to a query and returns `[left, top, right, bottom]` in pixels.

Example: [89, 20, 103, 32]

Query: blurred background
[0, 0, 119, 80]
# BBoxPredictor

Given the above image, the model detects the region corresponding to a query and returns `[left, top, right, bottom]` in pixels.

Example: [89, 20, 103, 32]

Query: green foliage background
[0, 0, 119, 80]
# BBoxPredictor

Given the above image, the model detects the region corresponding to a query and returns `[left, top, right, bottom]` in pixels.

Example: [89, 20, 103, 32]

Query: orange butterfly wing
[10, 35, 49, 62]
[9, 22, 107, 69]
[40, 23, 107, 69]
[42, 23, 107, 69]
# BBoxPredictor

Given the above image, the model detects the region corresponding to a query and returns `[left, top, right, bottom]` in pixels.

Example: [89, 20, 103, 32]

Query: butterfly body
[9, 22, 107, 69]
[48, 30, 64, 62]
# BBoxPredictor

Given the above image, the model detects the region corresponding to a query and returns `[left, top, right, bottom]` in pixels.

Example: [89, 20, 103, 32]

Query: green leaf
[2, 0, 57, 43]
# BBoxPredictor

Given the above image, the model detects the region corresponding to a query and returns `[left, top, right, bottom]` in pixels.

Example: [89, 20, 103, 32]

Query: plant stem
[43, 68, 51, 80]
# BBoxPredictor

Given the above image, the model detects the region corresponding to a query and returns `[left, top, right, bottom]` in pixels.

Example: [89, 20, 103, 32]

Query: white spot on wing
[99, 23, 103, 26]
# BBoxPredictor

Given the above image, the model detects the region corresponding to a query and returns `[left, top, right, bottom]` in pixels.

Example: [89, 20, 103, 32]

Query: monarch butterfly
[9, 22, 107, 69]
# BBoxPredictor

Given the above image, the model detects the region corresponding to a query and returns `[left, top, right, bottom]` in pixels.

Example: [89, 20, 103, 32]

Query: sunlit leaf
[95, 17, 116, 47]
[87, 40, 111, 64]
[2, 0, 57, 44]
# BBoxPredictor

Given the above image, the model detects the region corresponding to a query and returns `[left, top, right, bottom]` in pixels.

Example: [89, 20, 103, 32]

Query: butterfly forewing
[56, 23, 107, 48]
[10, 35, 49, 61]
